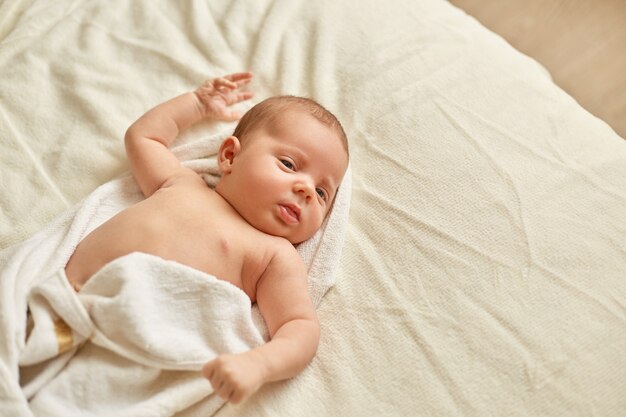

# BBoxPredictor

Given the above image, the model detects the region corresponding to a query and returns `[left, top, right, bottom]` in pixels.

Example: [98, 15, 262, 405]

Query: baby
[63, 72, 349, 403]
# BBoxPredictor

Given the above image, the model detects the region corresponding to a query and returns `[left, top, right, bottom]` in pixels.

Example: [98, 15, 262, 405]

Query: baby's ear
[217, 136, 241, 174]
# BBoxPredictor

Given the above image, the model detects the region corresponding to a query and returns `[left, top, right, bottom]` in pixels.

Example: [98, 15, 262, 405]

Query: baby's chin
[252, 221, 316, 245]
[269, 228, 312, 245]
[288, 235, 311, 246]
[285, 226, 322, 245]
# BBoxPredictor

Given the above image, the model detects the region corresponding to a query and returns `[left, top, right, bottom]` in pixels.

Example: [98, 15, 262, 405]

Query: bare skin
[64, 72, 348, 403]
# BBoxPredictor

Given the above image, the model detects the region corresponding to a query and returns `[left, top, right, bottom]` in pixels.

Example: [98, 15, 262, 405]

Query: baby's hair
[233, 95, 349, 157]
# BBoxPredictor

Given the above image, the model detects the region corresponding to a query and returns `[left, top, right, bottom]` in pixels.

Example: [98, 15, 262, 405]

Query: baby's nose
[294, 181, 315, 201]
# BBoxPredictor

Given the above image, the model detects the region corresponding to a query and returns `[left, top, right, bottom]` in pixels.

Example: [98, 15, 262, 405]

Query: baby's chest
[157, 188, 271, 297]
[177, 225, 270, 300]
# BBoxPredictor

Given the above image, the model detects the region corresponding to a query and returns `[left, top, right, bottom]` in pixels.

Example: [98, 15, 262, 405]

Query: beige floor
[449, 0, 626, 139]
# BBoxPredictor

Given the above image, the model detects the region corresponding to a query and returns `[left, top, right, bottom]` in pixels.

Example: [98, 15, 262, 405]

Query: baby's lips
[278, 204, 300, 224]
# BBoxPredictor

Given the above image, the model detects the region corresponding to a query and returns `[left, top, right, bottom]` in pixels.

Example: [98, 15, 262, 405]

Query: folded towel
[22, 253, 266, 367]
[23, 252, 266, 416]
[0, 129, 352, 416]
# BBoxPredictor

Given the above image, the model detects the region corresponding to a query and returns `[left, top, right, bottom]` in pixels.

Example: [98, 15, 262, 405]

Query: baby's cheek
[309, 210, 326, 234]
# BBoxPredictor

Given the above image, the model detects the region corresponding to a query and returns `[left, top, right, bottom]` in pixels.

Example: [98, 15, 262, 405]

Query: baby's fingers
[213, 77, 238, 91]
[217, 382, 235, 402]
[202, 361, 214, 379]
[202, 361, 218, 387]
[224, 71, 253, 85]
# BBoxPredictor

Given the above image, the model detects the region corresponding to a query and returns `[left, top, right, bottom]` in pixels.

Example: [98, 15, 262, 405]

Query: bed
[1, 0, 625, 416]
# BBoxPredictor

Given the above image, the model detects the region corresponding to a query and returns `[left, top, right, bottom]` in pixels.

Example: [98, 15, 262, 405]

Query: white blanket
[0, 131, 351, 416]
[2, 1, 625, 416]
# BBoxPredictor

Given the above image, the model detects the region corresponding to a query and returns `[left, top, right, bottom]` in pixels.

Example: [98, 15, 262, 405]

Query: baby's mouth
[278, 204, 300, 224]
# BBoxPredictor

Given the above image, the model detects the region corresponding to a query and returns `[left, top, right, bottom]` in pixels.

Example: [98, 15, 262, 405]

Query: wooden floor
[449, 0, 626, 139]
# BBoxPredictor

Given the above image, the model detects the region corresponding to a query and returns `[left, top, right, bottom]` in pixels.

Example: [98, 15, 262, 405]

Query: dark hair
[233, 95, 349, 157]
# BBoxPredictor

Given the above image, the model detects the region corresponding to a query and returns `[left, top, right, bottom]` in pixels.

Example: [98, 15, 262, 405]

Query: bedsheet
[1, 0, 625, 416]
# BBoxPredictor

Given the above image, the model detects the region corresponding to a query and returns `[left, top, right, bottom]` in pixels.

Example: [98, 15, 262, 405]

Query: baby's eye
[316, 188, 327, 201]
[280, 159, 295, 170]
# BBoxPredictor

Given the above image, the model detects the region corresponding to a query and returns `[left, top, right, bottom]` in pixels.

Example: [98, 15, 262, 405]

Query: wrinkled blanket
[2, 1, 625, 416]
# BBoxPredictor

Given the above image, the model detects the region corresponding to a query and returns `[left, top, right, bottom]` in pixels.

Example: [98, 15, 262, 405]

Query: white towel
[0, 129, 352, 417]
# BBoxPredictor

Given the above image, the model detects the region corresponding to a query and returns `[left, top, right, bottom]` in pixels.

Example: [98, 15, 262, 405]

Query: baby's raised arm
[124, 72, 253, 197]
[202, 241, 320, 404]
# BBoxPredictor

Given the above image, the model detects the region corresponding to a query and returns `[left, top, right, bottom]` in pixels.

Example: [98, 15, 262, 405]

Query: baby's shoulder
[162, 167, 208, 189]
[240, 235, 304, 298]
[262, 236, 305, 273]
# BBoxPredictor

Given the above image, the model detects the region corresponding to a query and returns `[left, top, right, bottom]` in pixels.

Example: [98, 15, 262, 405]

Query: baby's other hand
[202, 351, 266, 404]
[194, 72, 254, 121]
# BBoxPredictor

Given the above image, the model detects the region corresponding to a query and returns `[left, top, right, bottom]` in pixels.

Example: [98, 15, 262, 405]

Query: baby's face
[219, 110, 348, 244]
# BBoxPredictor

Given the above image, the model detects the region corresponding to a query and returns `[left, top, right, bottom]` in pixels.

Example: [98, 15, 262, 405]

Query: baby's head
[232, 96, 349, 156]
[215, 96, 349, 244]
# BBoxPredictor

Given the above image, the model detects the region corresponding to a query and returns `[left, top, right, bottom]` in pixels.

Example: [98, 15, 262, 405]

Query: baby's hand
[202, 351, 266, 404]
[194, 72, 254, 121]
